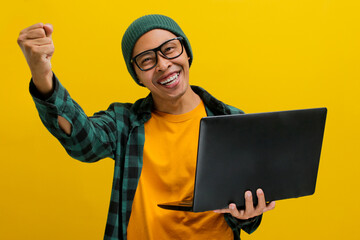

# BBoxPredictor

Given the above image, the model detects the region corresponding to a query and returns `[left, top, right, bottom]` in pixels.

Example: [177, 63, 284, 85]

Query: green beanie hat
[121, 14, 193, 86]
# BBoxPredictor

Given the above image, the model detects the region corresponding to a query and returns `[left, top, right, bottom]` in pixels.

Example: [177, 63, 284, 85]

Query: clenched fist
[17, 23, 54, 95]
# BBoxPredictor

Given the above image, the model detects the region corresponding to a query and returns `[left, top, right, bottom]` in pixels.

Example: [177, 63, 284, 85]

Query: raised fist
[17, 23, 54, 93]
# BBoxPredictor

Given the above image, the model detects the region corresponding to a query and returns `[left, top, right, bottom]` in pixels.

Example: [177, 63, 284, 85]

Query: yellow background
[1, 0, 359, 239]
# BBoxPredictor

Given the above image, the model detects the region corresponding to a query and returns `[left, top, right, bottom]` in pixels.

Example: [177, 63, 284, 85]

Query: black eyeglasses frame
[131, 37, 184, 71]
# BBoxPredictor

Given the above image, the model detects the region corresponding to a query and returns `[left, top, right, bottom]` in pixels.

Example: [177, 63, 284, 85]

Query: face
[132, 29, 191, 105]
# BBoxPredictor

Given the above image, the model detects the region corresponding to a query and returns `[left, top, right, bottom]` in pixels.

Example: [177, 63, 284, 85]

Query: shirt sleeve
[224, 214, 262, 238]
[29, 72, 118, 162]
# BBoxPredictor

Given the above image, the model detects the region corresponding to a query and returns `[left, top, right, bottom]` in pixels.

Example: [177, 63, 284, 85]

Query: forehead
[132, 29, 177, 57]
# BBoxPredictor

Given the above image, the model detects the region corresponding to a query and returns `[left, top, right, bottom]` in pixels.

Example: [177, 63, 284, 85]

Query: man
[17, 14, 275, 240]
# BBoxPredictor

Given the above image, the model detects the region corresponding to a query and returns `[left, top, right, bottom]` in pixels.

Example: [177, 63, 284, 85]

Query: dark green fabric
[121, 14, 193, 86]
[30, 72, 261, 240]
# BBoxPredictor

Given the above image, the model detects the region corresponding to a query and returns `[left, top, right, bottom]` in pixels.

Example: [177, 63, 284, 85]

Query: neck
[152, 86, 201, 115]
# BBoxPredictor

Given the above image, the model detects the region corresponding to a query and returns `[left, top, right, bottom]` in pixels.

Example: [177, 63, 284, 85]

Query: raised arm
[18, 23, 71, 135]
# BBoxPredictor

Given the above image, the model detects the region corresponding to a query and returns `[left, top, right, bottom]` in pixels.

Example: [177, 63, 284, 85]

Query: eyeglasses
[131, 37, 184, 71]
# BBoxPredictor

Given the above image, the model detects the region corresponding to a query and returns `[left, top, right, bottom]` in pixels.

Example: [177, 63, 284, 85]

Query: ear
[137, 77, 144, 86]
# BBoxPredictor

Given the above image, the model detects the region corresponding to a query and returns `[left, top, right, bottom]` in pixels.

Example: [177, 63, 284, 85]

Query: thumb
[43, 23, 53, 38]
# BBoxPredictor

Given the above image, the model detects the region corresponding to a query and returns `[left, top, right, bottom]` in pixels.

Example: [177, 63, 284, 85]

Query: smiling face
[132, 29, 192, 109]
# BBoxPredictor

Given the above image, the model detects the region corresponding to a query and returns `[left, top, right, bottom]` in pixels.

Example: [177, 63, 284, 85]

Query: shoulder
[107, 102, 134, 116]
[191, 85, 245, 115]
[227, 104, 245, 115]
[101, 95, 152, 126]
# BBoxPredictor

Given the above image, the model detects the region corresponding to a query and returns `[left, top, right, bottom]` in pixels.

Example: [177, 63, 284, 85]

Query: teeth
[160, 73, 179, 85]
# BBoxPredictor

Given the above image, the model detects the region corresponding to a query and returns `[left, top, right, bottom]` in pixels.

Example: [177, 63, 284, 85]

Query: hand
[17, 23, 54, 94]
[213, 188, 275, 220]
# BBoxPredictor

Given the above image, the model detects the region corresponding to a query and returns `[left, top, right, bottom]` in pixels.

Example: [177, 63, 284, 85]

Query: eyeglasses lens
[135, 39, 183, 71]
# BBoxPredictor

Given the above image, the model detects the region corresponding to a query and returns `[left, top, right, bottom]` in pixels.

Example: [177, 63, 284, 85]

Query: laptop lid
[189, 107, 327, 212]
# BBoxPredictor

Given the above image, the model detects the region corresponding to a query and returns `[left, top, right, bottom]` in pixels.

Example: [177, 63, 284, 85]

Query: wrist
[31, 71, 54, 96]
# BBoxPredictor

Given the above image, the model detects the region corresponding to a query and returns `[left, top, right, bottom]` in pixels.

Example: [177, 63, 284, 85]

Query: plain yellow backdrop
[1, 0, 359, 239]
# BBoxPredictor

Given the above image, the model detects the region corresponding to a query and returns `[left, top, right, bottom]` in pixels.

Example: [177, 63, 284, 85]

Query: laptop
[157, 107, 327, 212]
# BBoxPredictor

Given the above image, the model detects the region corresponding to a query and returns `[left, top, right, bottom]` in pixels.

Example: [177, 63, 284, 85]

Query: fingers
[25, 29, 46, 39]
[17, 23, 55, 77]
[213, 208, 229, 214]
[255, 189, 275, 213]
[19, 23, 44, 35]
[213, 189, 276, 220]
[213, 191, 255, 220]
[19, 28, 48, 41]
[228, 203, 244, 218]
[43, 23, 53, 38]
[213, 203, 244, 218]
[264, 201, 276, 212]
[18, 23, 53, 43]
[254, 188, 266, 213]
[29, 29, 45, 39]
[243, 191, 254, 216]
[32, 44, 55, 58]
[18, 23, 54, 52]
[19, 37, 54, 59]
[24, 37, 52, 46]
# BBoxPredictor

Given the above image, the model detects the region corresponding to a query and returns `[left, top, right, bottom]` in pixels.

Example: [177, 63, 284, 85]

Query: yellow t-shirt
[127, 101, 233, 240]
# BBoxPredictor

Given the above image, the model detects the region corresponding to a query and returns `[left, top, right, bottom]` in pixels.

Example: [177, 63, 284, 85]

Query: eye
[163, 46, 174, 53]
[161, 40, 181, 57]
[141, 57, 151, 64]
[137, 52, 156, 67]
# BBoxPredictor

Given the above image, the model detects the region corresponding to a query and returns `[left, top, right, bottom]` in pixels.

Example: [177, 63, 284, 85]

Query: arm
[18, 23, 72, 135]
[19, 23, 118, 162]
[29, 73, 119, 162]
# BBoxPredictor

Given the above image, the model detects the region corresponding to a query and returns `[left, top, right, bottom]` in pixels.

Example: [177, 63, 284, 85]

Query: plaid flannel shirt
[30, 73, 262, 240]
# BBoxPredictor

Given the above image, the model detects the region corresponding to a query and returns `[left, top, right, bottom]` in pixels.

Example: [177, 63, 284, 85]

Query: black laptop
[158, 108, 327, 212]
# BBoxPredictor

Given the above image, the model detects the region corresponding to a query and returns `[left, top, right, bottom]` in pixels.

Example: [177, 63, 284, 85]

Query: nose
[155, 52, 172, 72]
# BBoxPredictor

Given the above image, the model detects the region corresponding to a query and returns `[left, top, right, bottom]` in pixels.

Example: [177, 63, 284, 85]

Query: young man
[18, 14, 275, 240]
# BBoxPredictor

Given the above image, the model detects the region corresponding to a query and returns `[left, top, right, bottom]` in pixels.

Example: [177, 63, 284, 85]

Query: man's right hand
[17, 23, 55, 95]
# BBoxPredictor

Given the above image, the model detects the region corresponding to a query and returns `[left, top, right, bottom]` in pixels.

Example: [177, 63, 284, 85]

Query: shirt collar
[131, 85, 232, 126]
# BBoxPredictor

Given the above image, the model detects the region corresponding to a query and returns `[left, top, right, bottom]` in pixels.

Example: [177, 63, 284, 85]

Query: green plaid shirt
[30, 73, 262, 240]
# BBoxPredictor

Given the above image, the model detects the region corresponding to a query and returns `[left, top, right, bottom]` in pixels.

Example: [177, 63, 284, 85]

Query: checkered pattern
[30, 73, 262, 240]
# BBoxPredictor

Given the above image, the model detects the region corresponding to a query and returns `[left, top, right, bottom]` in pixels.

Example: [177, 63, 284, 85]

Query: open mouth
[159, 72, 180, 86]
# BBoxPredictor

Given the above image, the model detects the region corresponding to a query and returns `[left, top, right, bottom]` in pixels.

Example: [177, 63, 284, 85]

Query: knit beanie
[121, 14, 193, 86]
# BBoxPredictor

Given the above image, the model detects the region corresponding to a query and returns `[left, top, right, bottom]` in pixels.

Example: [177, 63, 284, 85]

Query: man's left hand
[213, 188, 275, 220]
